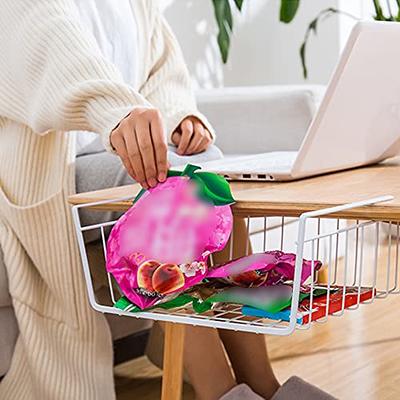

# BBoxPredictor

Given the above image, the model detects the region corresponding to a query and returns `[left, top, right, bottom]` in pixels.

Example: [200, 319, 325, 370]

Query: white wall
[163, 0, 342, 88]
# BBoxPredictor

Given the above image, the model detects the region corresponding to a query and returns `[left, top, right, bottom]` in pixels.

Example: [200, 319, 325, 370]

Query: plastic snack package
[106, 165, 234, 309]
[241, 288, 329, 321]
[241, 286, 371, 325]
[207, 251, 322, 287]
[114, 284, 293, 314]
[205, 285, 293, 313]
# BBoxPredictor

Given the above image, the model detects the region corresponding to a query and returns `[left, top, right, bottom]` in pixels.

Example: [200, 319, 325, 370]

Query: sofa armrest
[196, 85, 325, 155]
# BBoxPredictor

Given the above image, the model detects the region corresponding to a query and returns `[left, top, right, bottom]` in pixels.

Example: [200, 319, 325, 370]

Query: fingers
[186, 122, 205, 154]
[126, 119, 149, 189]
[171, 131, 181, 146]
[137, 118, 159, 187]
[186, 122, 213, 155]
[110, 111, 214, 189]
[201, 129, 213, 151]
[150, 112, 168, 182]
[110, 107, 168, 189]
[174, 118, 213, 156]
[193, 129, 212, 154]
[177, 118, 194, 155]
[110, 131, 136, 180]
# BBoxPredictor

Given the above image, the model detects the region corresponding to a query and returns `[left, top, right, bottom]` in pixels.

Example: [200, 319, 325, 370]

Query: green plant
[212, 0, 400, 78]
[280, 0, 400, 78]
[212, 0, 243, 63]
[212, 0, 296, 63]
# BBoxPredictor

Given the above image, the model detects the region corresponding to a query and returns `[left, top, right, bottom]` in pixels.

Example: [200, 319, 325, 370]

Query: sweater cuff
[165, 109, 216, 145]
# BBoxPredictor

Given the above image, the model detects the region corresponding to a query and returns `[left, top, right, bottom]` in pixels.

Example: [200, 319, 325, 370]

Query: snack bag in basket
[207, 251, 322, 287]
[106, 165, 234, 309]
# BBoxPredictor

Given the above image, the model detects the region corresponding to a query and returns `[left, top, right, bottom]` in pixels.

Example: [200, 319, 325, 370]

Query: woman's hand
[110, 107, 168, 189]
[171, 116, 212, 156]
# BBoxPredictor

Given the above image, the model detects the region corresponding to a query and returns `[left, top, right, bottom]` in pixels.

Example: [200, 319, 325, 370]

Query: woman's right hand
[110, 107, 168, 189]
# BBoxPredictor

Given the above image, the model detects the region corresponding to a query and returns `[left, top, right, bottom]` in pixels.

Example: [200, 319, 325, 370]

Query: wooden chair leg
[161, 322, 185, 400]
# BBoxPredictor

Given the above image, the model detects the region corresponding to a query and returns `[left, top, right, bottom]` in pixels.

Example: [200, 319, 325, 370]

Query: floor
[115, 233, 400, 400]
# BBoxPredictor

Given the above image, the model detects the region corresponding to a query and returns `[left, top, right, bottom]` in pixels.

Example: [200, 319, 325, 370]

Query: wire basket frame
[72, 194, 396, 336]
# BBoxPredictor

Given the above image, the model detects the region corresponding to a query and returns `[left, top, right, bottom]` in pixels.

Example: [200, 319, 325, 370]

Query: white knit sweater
[0, 1, 212, 399]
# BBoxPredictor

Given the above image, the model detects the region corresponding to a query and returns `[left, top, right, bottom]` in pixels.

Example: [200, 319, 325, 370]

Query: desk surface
[68, 157, 400, 221]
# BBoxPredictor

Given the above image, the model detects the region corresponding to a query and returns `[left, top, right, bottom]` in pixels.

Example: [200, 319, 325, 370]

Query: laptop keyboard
[199, 152, 297, 174]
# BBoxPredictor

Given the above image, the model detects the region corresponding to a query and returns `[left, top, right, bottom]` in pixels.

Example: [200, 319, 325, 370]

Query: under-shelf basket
[72, 194, 398, 336]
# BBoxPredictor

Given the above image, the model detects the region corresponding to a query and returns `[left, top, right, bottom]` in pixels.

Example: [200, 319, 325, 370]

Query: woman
[0, 1, 334, 399]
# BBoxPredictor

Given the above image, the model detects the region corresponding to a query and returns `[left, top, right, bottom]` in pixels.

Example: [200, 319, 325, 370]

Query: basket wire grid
[72, 194, 397, 336]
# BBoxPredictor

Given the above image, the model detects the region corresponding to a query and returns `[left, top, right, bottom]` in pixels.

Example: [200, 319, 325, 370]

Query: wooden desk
[69, 157, 400, 221]
[68, 157, 400, 400]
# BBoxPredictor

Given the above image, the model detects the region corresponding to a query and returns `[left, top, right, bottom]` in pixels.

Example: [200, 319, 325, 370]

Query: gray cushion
[196, 85, 325, 155]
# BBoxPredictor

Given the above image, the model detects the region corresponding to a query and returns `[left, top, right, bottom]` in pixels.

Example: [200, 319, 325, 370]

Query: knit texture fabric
[0, 1, 213, 398]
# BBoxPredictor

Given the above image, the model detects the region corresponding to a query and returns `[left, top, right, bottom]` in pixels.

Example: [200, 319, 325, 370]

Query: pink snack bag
[207, 251, 322, 287]
[106, 165, 234, 309]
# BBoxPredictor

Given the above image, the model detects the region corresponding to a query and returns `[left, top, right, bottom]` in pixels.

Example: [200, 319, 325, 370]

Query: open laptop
[198, 21, 400, 181]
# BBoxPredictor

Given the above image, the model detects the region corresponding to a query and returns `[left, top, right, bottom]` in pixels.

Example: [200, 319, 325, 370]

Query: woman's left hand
[171, 116, 212, 155]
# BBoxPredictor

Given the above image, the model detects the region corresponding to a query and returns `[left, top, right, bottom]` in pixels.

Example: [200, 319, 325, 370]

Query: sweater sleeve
[139, 7, 216, 145]
[0, 0, 151, 152]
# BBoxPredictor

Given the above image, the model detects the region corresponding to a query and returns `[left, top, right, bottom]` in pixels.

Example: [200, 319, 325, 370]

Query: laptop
[198, 21, 400, 181]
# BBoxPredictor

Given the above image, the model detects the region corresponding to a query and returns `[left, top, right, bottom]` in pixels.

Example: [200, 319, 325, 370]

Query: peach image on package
[152, 264, 185, 294]
[137, 260, 160, 292]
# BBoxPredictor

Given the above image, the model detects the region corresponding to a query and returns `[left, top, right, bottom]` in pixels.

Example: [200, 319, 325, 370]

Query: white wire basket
[72, 194, 398, 336]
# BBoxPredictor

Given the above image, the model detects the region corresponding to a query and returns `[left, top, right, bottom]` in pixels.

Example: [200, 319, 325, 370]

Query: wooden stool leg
[161, 322, 185, 400]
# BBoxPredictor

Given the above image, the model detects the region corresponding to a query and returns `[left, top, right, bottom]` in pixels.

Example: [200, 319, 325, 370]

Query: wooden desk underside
[68, 158, 400, 221]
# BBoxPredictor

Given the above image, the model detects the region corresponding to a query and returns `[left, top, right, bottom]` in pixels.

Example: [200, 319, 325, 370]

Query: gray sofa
[0, 85, 323, 378]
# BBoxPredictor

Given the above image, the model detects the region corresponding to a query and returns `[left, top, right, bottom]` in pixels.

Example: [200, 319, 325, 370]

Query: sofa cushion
[196, 85, 325, 155]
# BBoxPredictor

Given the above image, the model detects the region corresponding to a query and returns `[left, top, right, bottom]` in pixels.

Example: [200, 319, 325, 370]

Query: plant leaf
[234, 0, 244, 11]
[299, 7, 347, 79]
[280, 0, 300, 23]
[396, 0, 400, 21]
[372, 0, 386, 20]
[217, 30, 230, 63]
[212, 0, 233, 31]
[212, 0, 234, 63]
[299, 42, 307, 80]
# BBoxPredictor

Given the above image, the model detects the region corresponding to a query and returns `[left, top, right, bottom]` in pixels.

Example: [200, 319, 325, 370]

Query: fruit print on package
[106, 165, 234, 309]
